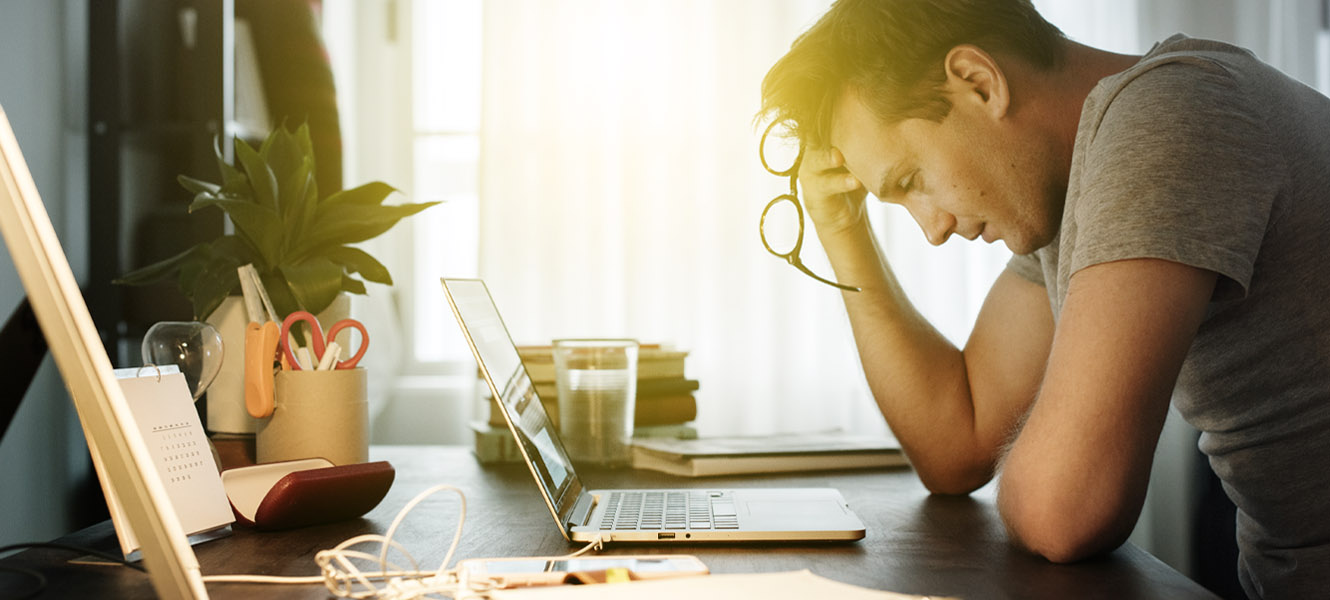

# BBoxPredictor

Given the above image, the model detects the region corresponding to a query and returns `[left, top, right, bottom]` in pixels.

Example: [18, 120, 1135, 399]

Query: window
[407, 0, 482, 365]
[324, 0, 482, 377]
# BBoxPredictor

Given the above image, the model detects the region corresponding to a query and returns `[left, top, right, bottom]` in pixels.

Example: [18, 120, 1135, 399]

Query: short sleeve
[1069, 58, 1283, 300]
[1006, 252, 1045, 286]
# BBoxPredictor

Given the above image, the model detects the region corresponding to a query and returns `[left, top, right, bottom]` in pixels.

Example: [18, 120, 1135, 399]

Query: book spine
[630, 450, 909, 477]
[520, 361, 688, 382]
[531, 379, 700, 400]
[517, 347, 689, 382]
[472, 421, 698, 463]
[486, 393, 696, 428]
[471, 421, 525, 463]
[633, 423, 699, 440]
[633, 394, 697, 426]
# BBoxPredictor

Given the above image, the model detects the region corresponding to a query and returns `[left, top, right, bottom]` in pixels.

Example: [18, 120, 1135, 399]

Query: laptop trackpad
[745, 499, 846, 517]
[733, 489, 855, 529]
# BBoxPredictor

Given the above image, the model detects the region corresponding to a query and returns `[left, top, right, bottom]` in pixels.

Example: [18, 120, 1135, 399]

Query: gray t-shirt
[1008, 35, 1330, 599]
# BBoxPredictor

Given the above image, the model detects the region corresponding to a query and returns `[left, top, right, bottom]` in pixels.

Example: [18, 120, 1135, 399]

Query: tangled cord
[201, 484, 605, 599]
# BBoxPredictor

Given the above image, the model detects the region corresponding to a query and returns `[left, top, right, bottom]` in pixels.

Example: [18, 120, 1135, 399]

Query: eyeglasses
[758, 121, 860, 292]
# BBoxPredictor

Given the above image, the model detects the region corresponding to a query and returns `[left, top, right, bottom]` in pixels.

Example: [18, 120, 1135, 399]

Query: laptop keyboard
[598, 491, 740, 530]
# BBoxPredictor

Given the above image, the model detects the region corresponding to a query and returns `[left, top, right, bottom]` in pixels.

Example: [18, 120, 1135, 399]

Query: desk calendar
[91, 366, 235, 558]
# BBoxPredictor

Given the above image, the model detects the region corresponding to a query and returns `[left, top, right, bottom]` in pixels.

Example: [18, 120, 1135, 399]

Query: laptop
[441, 278, 867, 543]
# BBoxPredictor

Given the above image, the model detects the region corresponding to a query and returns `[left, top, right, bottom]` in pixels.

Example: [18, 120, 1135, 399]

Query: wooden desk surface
[1, 445, 1218, 599]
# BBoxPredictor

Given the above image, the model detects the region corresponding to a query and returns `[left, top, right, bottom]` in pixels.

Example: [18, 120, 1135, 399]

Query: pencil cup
[257, 368, 368, 466]
[553, 339, 638, 467]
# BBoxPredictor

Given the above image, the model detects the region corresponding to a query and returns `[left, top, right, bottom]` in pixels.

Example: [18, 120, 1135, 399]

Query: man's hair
[759, 0, 1066, 148]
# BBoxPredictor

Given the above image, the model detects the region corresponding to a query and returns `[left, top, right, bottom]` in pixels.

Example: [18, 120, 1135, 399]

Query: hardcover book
[485, 393, 698, 429]
[471, 421, 698, 464]
[631, 431, 909, 477]
[516, 345, 690, 382]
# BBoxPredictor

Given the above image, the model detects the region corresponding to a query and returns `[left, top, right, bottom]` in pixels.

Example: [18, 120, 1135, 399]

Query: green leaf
[342, 274, 368, 295]
[262, 125, 307, 193]
[213, 136, 249, 195]
[325, 246, 393, 285]
[295, 201, 440, 257]
[188, 254, 245, 319]
[177, 175, 221, 197]
[277, 158, 314, 239]
[299, 174, 320, 244]
[278, 258, 345, 316]
[293, 122, 315, 169]
[113, 244, 207, 286]
[235, 137, 279, 212]
[210, 234, 265, 270]
[259, 268, 301, 320]
[321, 181, 399, 208]
[178, 240, 226, 294]
[188, 197, 284, 264]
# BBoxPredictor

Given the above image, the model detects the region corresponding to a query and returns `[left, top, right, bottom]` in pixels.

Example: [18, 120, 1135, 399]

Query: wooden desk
[1, 446, 1218, 599]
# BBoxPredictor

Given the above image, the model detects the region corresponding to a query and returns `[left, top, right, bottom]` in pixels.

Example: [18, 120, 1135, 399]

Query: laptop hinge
[567, 491, 596, 529]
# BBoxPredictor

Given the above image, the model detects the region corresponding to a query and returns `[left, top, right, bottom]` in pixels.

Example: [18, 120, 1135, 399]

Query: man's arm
[800, 148, 1054, 494]
[997, 258, 1216, 562]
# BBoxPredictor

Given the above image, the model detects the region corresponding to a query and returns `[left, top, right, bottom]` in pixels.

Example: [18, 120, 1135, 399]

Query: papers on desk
[91, 367, 234, 557]
[488, 570, 948, 599]
[631, 431, 909, 477]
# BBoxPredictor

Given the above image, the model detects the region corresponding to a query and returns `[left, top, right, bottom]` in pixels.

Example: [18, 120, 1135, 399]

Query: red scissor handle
[280, 311, 323, 370]
[324, 319, 370, 369]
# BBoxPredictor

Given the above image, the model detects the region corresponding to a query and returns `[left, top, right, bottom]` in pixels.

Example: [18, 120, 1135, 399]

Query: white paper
[488, 570, 947, 600]
[100, 367, 234, 555]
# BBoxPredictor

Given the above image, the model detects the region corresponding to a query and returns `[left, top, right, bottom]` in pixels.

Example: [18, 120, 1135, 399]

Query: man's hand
[798, 146, 869, 236]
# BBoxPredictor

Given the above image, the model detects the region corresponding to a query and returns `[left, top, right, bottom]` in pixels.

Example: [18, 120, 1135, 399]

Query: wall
[0, 0, 90, 550]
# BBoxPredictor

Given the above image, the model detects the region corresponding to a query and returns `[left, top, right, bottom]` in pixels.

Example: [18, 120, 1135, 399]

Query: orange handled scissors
[279, 311, 370, 370]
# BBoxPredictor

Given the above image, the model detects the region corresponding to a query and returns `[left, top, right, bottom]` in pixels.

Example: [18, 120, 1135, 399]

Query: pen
[317, 342, 342, 371]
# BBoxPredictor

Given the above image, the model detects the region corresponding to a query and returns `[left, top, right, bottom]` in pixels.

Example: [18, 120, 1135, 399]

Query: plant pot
[205, 294, 351, 434]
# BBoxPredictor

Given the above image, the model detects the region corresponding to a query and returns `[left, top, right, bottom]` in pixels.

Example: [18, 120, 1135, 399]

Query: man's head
[760, 0, 1073, 253]
[761, 0, 1065, 147]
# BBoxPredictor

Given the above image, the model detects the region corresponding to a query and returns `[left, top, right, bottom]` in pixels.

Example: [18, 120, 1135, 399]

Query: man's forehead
[828, 92, 910, 173]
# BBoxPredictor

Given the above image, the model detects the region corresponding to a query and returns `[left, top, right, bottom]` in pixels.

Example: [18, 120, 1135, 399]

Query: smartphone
[456, 554, 709, 588]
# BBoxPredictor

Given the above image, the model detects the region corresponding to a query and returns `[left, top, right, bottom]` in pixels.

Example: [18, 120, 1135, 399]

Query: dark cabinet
[88, 0, 235, 365]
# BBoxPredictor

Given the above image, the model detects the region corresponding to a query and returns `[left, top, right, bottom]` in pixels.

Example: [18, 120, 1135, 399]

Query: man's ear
[943, 44, 1010, 119]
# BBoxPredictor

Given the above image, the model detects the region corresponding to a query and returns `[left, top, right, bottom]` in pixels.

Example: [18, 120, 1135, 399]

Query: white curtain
[476, 0, 1012, 436]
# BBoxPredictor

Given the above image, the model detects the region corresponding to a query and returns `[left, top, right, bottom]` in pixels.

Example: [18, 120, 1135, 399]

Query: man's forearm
[818, 219, 1005, 493]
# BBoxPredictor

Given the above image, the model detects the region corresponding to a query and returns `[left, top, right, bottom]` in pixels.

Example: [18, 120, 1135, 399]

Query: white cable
[378, 483, 467, 577]
[555, 535, 605, 559]
[200, 485, 607, 599]
[201, 484, 468, 598]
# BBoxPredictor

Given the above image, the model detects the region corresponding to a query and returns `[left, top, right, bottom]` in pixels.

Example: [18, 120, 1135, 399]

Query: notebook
[441, 278, 866, 543]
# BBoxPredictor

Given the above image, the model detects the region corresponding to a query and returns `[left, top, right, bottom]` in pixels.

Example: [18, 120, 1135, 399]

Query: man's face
[828, 89, 1063, 255]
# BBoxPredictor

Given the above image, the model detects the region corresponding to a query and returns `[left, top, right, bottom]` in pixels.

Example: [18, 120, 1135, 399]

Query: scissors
[279, 311, 370, 370]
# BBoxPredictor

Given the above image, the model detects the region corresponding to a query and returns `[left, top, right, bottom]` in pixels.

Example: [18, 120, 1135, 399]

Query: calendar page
[93, 366, 235, 557]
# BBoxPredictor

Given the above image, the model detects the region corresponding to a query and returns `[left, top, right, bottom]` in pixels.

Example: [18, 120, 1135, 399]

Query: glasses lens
[759, 121, 801, 176]
[760, 196, 801, 256]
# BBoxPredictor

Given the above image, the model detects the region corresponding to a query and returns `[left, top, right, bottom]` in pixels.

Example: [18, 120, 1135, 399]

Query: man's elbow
[1009, 520, 1125, 564]
[998, 487, 1133, 564]
[915, 457, 995, 496]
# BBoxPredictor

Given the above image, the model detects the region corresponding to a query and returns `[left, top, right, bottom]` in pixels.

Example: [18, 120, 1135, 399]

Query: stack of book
[631, 431, 908, 477]
[472, 344, 699, 463]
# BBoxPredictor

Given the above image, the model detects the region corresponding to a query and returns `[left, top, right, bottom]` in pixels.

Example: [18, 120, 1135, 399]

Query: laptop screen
[442, 279, 578, 508]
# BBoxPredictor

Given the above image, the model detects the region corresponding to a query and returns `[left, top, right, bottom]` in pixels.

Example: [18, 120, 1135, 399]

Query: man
[759, 1, 1330, 598]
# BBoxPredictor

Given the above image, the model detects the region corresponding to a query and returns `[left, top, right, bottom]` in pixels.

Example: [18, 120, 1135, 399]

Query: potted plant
[116, 122, 437, 319]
